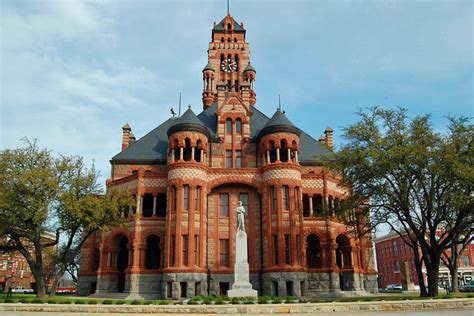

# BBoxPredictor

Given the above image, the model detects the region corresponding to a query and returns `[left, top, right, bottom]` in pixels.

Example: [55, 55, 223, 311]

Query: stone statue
[236, 201, 246, 232]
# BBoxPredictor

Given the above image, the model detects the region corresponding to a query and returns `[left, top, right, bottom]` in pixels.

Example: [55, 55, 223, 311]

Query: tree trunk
[30, 264, 47, 298]
[450, 264, 459, 293]
[49, 269, 66, 297]
[412, 247, 428, 297]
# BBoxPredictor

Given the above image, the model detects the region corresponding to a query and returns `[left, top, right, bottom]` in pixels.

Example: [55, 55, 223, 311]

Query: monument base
[228, 287, 258, 297]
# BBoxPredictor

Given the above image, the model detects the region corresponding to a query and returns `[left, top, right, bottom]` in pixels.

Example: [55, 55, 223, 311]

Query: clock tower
[202, 14, 256, 109]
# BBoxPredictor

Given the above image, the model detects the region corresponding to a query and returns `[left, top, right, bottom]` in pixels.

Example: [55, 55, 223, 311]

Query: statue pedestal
[228, 230, 258, 297]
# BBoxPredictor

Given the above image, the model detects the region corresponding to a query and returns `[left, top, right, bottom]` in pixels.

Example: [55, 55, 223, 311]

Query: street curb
[0, 298, 473, 314]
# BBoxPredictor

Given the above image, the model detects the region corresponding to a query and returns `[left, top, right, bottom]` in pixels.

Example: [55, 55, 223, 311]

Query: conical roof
[259, 109, 300, 138]
[167, 107, 210, 137]
[203, 62, 215, 72]
[243, 62, 256, 73]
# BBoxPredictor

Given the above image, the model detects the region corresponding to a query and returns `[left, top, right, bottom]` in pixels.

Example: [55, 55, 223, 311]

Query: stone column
[152, 196, 157, 217]
[179, 147, 184, 161]
[309, 195, 314, 217]
[191, 147, 195, 161]
[188, 186, 195, 266]
[276, 148, 280, 162]
[287, 148, 291, 163]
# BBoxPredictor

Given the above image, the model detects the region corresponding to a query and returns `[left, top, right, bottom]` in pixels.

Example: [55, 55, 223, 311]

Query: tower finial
[178, 92, 182, 117]
[278, 94, 282, 112]
[227, 0, 230, 15]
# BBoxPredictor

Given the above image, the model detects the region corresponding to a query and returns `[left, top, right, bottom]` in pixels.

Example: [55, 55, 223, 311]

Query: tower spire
[278, 94, 282, 112]
[227, 0, 230, 15]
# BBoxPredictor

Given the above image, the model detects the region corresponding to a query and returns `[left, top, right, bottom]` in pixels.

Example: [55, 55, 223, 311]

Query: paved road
[1, 309, 473, 316]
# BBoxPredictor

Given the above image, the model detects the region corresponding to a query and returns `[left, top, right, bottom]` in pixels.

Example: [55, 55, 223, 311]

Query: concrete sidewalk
[0, 298, 473, 314]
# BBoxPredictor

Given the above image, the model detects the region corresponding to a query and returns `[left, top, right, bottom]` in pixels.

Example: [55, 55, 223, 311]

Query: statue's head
[239, 201, 243, 206]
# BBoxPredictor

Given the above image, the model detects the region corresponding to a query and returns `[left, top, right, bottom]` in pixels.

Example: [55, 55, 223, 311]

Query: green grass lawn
[0, 292, 472, 305]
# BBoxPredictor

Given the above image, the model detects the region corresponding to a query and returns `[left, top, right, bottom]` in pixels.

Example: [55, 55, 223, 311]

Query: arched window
[235, 119, 242, 134]
[336, 235, 352, 269]
[183, 138, 192, 161]
[306, 234, 322, 268]
[195, 139, 203, 162]
[227, 22, 231, 30]
[132, 170, 138, 175]
[173, 139, 180, 161]
[233, 37, 237, 42]
[226, 118, 232, 133]
[145, 235, 161, 269]
[116, 236, 129, 293]
[221, 37, 224, 42]
[280, 139, 288, 162]
[269, 141, 277, 163]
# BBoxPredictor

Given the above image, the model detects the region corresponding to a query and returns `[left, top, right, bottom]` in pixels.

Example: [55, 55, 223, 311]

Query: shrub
[215, 297, 224, 305]
[143, 300, 154, 305]
[258, 297, 268, 304]
[19, 298, 31, 303]
[61, 299, 72, 304]
[115, 300, 126, 305]
[87, 300, 100, 304]
[4, 298, 15, 303]
[158, 300, 173, 305]
[231, 297, 240, 304]
[243, 300, 254, 304]
[273, 297, 282, 304]
[203, 298, 212, 305]
[46, 299, 58, 304]
[187, 300, 199, 305]
[131, 300, 143, 305]
[31, 298, 44, 304]
[102, 300, 114, 305]
[74, 300, 86, 304]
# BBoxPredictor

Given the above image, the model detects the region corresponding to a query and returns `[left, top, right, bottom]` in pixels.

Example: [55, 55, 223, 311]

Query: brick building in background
[0, 233, 56, 292]
[375, 232, 474, 289]
[76, 13, 377, 299]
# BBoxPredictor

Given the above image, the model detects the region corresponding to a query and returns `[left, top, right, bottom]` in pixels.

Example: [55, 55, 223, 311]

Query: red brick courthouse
[77, 14, 377, 299]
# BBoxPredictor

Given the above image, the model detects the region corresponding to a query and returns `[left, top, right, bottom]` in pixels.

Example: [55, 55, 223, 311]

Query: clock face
[221, 58, 237, 73]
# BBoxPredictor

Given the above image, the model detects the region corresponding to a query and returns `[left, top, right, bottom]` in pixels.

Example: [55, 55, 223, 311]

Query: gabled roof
[213, 16, 245, 32]
[111, 103, 331, 164]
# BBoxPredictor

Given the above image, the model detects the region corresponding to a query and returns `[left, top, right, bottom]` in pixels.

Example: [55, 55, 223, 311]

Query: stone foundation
[76, 276, 97, 296]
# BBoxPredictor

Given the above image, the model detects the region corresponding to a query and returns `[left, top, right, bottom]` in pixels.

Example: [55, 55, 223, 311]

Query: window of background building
[235, 150, 242, 168]
[462, 255, 470, 267]
[393, 241, 398, 256]
[220, 193, 229, 217]
[226, 150, 232, 168]
[220, 239, 230, 267]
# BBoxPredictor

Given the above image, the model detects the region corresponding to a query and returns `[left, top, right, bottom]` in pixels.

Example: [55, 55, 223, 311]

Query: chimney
[318, 135, 326, 144]
[324, 127, 334, 150]
[122, 123, 132, 151]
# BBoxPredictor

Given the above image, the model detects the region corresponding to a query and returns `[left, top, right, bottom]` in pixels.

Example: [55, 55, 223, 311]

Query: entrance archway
[336, 234, 352, 290]
[116, 235, 129, 293]
[306, 234, 322, 268]
[145, 235, 161, 269]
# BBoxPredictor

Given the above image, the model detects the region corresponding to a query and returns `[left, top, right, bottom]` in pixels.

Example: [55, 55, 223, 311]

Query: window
[173, 186, 177, 211]
[156, 193, 167, 217]
[282, 185, 289, 210]
[195, 186, 201, 211]
[286, 281, 293, 296]
[284, 234, 291, 264]
[272, 281, 278, 296]
[235, 150, 242, 168]
[462, 256, 470, 267]
[393, 241, 398, 256]
[93, 249, 100, 271]
[142, 193, 154, 217]
[180, 282, 187, 298]
[219, 282, 230, 295]
[395, 261, 400, 271]
[271, 186, 277, 212]
[170, 236, 175, 266]
[182, 235, 188, 266]
[302, 194, 310, 217]
[239, 193, 248, 210]
[235, 119, 242, 133]
[220, 193, 229, 217]
[226, 150, 232, 168]
[220, 239, 230, 267]
[313, 195, 323, 214]
[226, 118, 232, 133]
[273, 235, 279, 265]
[194, 235, 200, 266]
[183, 185, 189, 210]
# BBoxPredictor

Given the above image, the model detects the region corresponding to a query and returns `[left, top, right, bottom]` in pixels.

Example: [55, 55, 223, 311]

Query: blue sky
[1, 0, 473, 186]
